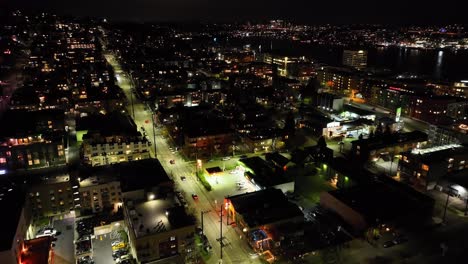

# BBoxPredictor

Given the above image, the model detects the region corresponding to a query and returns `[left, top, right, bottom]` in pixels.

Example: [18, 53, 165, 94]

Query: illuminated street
[104, 52, 262, 264]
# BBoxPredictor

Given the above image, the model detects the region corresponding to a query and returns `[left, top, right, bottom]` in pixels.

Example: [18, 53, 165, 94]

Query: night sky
[2, 0, 468, 24]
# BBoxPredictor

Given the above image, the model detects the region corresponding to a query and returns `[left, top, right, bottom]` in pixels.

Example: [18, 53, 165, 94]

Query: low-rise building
[226, 188, 303, 252]
[320, 177, 434, 235]
[399, 144, 468, 190]
[350, 131, 428, 163]
[123, 196, 195, 263]
[239, 156, 295, 193]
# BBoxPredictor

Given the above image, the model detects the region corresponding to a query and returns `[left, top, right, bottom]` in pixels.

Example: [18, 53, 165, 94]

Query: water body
[227, 38, 468, 81]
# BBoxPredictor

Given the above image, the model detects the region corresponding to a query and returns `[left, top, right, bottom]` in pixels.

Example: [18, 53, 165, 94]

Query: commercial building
[226, 188, 303, 252]
[239, 156, 295, 193]
[312, 92, 344, 112]
[342, 50, 367, 70]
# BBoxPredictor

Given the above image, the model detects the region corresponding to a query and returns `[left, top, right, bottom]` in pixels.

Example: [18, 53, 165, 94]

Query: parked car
[222, 156, 231, 161]
[180, 176, 186, 181]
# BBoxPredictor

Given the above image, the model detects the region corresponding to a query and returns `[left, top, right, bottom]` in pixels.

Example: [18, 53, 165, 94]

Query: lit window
[421, 164, 429, 171]
[0, 157, 6, 163]
[170, 236, 176, 241]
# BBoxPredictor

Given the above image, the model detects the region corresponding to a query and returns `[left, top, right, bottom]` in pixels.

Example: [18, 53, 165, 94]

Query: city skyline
[4, 0, 468, 24]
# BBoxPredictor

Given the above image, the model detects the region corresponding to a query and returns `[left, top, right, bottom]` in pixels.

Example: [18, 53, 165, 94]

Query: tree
[384, 124, 392, 135]
[284, 111, 296, 137]
[375, 123, 383, 136]
[317, 136, 327, 149]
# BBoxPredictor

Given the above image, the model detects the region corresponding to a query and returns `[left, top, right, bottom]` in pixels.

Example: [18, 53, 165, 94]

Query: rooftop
[0, 109, 65, 137]
[327, 176, 434, 225]
[127, 199, 194, 238]
[77, 159, 171, 193]
[21, 236, 53, 264]
[77, 112, 140, 138]
[228, 188, 303, 227]
[239, 156, 294, 187]
[352, 130, 428, 150]
[79, 174, 118, 189]
[411, 144, 463, 155]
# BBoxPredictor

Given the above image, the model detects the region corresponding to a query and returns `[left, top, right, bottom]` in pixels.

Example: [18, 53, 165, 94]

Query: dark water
[227, 38, 468, 81]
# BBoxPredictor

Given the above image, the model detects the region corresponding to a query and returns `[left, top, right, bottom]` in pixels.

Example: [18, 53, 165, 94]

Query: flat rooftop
[228, 188, 303, 227]
[328, 177, 434, 224]
[352, 130, 428, 150]
[77, 159, 171, 192]
[239, 157, 293, 187]
[79, 174, 118, 188]
[127, 199, 194, 238]
[21, 236, 53, 264]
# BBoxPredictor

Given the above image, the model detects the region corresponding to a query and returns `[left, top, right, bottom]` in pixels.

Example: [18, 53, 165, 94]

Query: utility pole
[219, 204, 223, 260]
[443, 189, 450, 223]
[128, 71, 136, 119]
[151, 111, 157, 158]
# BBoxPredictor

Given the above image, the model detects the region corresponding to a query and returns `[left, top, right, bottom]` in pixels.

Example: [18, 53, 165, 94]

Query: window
[0, 157, 6, 163]
[421, 164, 429, 171]
[170, 236, 176, 241]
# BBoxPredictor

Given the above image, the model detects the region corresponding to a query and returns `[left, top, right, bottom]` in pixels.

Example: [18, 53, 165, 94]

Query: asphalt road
[104, 52, 262, 264]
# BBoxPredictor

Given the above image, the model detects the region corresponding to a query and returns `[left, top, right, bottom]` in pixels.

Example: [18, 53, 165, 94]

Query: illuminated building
[351, 131, 428, 163]
[399, 144, 468, 190]
[0, 110, 66, 173]
[226, 189, 303, 252]
[28, 174, 75, 218]
[78, 175, 121, 214]
[262, 53, 304, 77]
[342, 50, 367, 70]
[77, 113, 151, 167]
[123, 195, 195, 263]
[316, 66, 361, 96]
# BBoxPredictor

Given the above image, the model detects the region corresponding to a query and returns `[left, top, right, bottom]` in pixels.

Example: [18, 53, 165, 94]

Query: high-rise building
[342, 50, 367, 70]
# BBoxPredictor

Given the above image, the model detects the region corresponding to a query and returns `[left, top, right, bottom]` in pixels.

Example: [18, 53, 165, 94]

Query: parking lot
[53, 217, 75, 264]
[92, 235, 115, 264]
